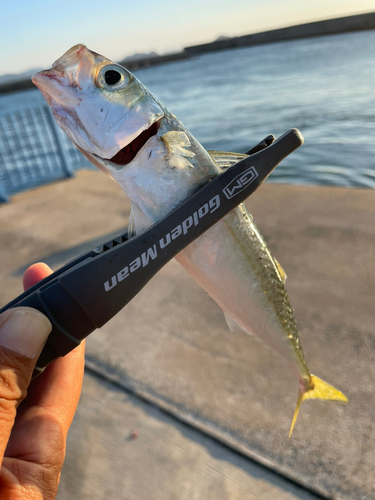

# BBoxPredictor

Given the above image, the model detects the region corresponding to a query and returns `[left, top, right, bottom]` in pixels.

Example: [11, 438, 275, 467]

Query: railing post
[0, 180, 8, 203]
[43, 106, 74, 178]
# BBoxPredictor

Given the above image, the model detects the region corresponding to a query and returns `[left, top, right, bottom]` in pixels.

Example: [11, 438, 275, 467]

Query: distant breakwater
[1, 11, 374, 95]
[185, 11, 375, 54]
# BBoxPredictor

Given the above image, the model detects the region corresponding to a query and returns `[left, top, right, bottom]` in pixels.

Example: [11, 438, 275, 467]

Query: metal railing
[0, 105, 92, 203]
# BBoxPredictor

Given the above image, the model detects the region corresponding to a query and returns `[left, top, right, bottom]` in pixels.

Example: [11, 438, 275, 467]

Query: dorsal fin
[207, 151, 248, 171]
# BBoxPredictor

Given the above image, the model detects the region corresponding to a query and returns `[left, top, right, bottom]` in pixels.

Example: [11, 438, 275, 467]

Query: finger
[3, 263, 84, 483]
[22, 262, 85, 437]
[23, 262, 53, 291]
[0, 307, 52, 461]
[26, 341, 85, 436]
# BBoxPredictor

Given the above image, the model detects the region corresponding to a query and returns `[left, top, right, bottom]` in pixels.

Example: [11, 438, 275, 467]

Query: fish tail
[289, 374, 348, 438]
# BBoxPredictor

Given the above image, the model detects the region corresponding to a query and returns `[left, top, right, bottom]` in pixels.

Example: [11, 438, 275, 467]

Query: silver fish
[32, 44, 347, 435]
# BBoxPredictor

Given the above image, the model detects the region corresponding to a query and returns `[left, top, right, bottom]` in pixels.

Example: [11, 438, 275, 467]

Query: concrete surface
[0, 170, 374, 499]
[57, 371, 319, 500]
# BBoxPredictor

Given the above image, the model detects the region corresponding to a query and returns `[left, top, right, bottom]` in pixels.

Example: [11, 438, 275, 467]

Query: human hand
[0, 263, 85, 499]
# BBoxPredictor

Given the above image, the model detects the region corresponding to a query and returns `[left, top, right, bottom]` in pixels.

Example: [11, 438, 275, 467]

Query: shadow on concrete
[13, 228, 127, 277]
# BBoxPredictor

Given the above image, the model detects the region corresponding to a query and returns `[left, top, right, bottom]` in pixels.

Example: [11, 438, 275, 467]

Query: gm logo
[222, 167, 259, 200]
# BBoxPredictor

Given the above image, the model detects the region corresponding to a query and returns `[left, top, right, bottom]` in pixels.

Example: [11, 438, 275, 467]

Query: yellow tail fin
[289, 374, 348, 437]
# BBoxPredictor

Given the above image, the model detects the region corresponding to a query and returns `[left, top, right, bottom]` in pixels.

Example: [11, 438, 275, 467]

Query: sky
[1, 0, 374, 76]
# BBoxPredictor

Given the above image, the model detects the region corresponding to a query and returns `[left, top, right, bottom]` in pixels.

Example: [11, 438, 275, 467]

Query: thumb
[0, 306, 52, 459]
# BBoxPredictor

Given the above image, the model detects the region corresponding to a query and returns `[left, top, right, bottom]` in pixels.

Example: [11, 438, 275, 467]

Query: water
[1, 30, 375, 188]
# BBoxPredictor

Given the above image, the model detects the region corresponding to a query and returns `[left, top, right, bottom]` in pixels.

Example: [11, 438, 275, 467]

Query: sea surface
[1, 30, 375, 188]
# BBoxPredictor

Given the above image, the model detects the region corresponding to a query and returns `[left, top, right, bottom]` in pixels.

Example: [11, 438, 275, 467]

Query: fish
[32, 44, 348, 436]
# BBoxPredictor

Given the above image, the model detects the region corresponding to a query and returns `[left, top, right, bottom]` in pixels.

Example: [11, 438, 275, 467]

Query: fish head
[32, 44, 164, 160]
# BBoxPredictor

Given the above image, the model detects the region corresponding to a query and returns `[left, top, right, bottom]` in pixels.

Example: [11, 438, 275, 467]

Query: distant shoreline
[1, 11, 374, 96]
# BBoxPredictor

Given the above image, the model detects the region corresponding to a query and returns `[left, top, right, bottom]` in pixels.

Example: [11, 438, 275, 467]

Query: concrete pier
[0, 170, 374, 499]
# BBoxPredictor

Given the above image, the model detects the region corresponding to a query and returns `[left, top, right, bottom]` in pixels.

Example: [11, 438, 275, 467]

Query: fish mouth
[107, 119, 161, 166]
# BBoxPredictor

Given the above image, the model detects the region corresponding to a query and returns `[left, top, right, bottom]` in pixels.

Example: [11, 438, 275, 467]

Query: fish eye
[96, 64, 130, 91]
[105, 70, 121, 85]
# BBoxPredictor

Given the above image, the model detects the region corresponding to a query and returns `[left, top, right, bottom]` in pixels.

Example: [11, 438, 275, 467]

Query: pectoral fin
[161, 131, 195, 169]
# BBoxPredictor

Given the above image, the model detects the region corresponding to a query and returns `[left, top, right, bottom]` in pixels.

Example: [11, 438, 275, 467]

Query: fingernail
[0, 307, 52, 358]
